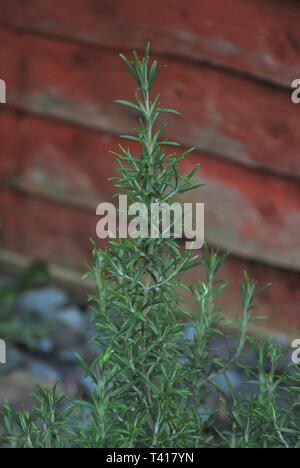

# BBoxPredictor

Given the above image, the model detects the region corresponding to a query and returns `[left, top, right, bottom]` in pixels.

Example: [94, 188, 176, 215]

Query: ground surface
[0, 270, 293, 416]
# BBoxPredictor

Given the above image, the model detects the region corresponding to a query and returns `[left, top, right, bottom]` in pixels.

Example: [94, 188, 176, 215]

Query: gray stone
[17, 287, 68, 319]
[56, 348, 79, 364]
[213, 370, 243, 397]
[80, 373, 99, 395]
[53, 329, 82, 351]
[27, 361, 60, 381]
[0, 346, 24, 375]
[0, 275, 15, 289]
[197, 405, 211, 423]
[36, 338, 55, 354]
[83, 342, 99, 361]
[57, 306, 86, 332]
[184, 325, 196, 341]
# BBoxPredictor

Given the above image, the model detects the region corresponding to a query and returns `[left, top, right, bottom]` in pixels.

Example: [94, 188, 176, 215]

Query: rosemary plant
[75, 43, 202, 448]
[1, 45, 299, 449]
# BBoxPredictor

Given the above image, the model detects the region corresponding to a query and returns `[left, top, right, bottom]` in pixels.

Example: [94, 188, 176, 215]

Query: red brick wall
[0, 0, 299, 334]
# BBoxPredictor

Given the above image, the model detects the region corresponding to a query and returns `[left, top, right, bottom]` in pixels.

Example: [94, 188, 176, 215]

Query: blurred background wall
[0, 0, 299, 335]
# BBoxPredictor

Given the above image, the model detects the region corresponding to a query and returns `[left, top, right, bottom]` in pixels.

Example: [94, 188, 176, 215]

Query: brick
[0, 110, 17, 180]
[2, 112, 300, 270]
[0, 190, 105, 270]
[181, 152, 300, 271]
[0, 29, 19, 95]
[2, 0, 300, 87]
[13, 115, 118, 208]
[1, 29, 300, 177]
[1, 188, 300, 336]
[186, 255, 300, 337]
